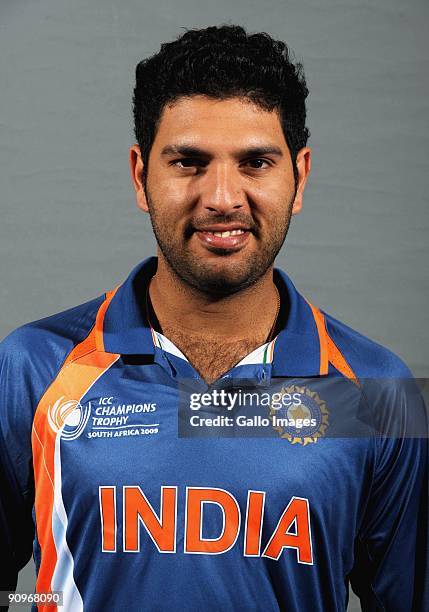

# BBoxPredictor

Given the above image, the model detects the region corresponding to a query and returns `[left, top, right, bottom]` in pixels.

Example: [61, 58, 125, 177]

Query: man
[0, 24, 427, 612]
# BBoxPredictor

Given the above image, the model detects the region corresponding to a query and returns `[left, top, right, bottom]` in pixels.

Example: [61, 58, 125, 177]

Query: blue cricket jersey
[0, 256, 427, 611]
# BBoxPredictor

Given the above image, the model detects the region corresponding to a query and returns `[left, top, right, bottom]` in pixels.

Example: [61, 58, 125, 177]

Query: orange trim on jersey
[32, 291, 120, 610]
[94, 287, 120, 352]
[268, 337, 277, 364]
[31, 424, 58, 610]
[307, 301, 358, 383]
[307, 302, 329, 375]
[326, 334, 358, 382]
[150, 326, 158, 348]
[61, 287, 120, 366]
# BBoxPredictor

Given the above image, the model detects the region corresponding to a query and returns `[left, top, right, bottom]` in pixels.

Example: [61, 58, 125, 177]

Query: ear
[129, 144, 149, 213]
[291, 147, 311, 216]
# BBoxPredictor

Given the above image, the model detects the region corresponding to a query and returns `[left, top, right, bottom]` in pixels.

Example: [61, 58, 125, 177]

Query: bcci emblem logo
[48, 396, 91, 441]
[270, 385, 329, 446]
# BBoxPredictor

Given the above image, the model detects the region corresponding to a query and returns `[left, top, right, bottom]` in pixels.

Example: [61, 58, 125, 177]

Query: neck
[148, 253, 279, 341]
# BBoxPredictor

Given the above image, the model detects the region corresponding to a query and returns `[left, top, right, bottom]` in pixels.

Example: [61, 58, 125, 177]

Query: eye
[243, 158, 271, 169]
[172, 158, 207, 169]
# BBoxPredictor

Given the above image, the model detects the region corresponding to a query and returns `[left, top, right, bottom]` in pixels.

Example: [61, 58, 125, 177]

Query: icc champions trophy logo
[48, 396, 91, 441]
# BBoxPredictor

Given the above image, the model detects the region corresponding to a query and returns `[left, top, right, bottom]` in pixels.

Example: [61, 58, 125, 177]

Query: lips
[194, 226, 251, 250]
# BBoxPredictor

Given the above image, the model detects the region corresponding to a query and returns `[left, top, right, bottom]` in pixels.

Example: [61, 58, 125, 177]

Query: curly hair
[133, 24, 310, 185]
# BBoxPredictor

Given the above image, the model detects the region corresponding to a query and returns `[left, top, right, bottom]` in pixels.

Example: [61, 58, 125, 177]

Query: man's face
[130, 95, 311, 295]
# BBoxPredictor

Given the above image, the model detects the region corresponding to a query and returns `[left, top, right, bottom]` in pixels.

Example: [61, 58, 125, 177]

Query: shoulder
[322, 310, 413, 378]
[0, 296, 106, 487]
[0, 294, 105, 389]
[322, 311, 427, 453]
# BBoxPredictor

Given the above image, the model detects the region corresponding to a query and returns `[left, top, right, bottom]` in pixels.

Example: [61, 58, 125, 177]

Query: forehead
[152, 95, 287, 151]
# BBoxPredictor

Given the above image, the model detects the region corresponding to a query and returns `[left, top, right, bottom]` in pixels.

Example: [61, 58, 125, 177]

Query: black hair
[133, 24, 310, 186]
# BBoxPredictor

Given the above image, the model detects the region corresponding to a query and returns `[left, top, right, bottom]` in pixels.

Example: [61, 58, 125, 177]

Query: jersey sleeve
[349, 377, 429, 611]
[0, 331, 38, 592]
[0, 296, 103, 598]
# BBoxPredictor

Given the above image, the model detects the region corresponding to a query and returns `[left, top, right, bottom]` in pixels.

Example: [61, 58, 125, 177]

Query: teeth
[210, 229, 245, 237]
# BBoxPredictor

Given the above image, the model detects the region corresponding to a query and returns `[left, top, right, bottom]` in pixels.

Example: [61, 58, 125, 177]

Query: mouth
[193, 226, 252, 251]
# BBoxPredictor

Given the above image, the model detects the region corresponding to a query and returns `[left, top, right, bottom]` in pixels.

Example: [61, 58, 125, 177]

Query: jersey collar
[102, 257, 157, 356]
[270, 270, 326, 377]
[102, 256, 327, 377]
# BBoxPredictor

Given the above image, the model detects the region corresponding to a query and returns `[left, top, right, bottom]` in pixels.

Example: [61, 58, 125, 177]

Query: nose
[198, 162, 246, 215]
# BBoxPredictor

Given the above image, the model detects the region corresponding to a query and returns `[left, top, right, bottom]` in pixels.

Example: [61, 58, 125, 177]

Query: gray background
[1, 1, 428, 610]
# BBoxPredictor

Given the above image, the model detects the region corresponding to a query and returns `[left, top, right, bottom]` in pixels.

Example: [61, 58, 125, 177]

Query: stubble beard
[145, 190, 294, 296]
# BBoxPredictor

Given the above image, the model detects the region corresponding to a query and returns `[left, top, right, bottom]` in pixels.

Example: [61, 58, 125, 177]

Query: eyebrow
[160, 144, 284, 158]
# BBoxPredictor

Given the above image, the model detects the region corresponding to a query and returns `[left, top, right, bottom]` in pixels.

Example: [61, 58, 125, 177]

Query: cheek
[248, 176, 293, 206]
[250, 188, 293, 222]
[151, 176, 191, 213]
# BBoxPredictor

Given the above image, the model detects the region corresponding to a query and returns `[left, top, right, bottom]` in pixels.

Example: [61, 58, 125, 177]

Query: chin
[187, 266, 261, 296]
[160, 244, 273, 295]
